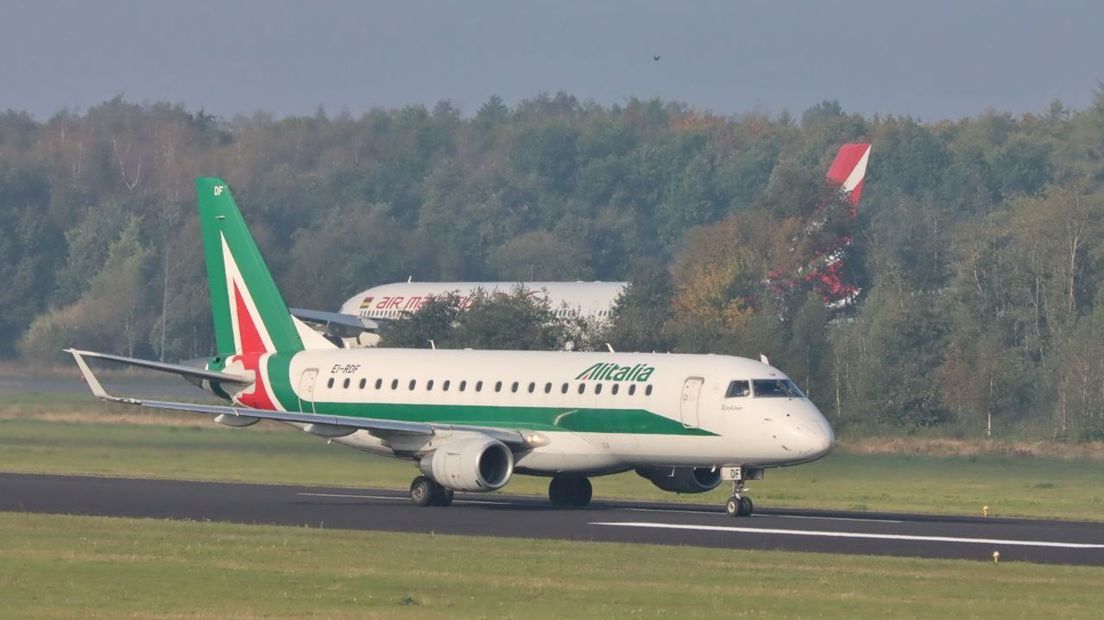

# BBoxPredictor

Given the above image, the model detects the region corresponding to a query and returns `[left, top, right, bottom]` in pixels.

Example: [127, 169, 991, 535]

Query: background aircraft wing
[290, 308, 381, 331]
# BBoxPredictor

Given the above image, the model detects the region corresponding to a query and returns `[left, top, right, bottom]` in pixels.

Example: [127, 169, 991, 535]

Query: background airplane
[293, 143, 871, 347]
[294, 280, 625, 346]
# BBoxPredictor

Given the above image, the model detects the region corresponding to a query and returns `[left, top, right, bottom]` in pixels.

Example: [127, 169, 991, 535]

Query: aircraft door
[298, 369, 319, 414]
[680, 377, 704, 428]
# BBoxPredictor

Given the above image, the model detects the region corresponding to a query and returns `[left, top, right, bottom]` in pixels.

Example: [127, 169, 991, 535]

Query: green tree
[378, 294, 462, 349]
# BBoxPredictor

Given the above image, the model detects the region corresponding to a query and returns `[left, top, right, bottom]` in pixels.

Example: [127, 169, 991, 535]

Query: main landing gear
[409, 475, 454, 507]
[548, 474, 592, 507]
[725, 479, 754, 517]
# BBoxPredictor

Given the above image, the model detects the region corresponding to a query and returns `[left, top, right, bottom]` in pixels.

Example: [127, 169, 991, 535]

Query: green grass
[3, 416, 1104, 520]
[1, 511, 1102, 619]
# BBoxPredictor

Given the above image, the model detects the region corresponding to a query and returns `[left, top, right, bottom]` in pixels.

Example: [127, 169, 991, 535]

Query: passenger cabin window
[528, 382, 536, 393]
[611, 384, 619, 395]
[511, 382, 519, 393]
[595, 383, 603, 395]
[544, 382, 552, 394]
[359, 378, 367, 389]
[391, 379, 398, 390]
[426, 380, 434, 391]
[561, 383, 569, 394]
[327, 378, 334, 389]
[645, 385, 653, 396]
[628, 384, 636, 396]
[494, 381, 502, 393]
[725, 380, 750, 398]
[752, 379, 804, 398]
[442, 380, 450, 392]
[577, 383, 585, 394]
[459, 380, 467, 392]
[375, 379, 382, 390]
[408, 379, 417, 391]
[476, 381, 484, 392]
[343, 378, 350, 389]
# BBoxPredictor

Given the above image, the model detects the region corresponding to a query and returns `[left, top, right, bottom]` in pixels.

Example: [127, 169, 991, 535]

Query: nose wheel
[725, 480, 754, 517]
[725, 495, 753, 517]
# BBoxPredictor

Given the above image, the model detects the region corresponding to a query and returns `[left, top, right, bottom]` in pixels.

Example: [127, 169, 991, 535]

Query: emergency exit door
[298, 369, 319, 414]
[680, 377, 704, 428]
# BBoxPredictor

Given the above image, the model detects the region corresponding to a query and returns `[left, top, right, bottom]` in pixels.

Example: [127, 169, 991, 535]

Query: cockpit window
[725, 380, 750, 398]
[752, 379, 805, 398]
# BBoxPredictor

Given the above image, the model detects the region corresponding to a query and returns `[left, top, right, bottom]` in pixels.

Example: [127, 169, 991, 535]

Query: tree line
[3, 92, 1104, 440]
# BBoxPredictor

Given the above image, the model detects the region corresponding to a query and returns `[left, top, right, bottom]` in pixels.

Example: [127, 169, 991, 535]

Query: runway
[2, 472, 1102, 566]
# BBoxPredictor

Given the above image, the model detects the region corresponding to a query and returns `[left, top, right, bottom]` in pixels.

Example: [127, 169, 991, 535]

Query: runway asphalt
[2, 472, 1102, 566]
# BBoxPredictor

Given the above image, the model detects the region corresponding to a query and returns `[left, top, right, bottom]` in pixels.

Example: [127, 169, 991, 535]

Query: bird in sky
[653, 55, 661, 61]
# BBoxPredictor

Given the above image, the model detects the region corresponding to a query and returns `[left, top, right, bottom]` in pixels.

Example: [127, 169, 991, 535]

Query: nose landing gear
[724, 479, 754, 517]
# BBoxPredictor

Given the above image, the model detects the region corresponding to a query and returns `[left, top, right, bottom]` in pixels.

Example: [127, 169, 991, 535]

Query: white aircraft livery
[68, 177, 834, 516]
[340, 280, 625, 322]
[292, 280, 625, 347]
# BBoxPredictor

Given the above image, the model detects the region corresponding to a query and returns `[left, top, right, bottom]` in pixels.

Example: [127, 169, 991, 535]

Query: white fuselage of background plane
[339, 281, 627, 322]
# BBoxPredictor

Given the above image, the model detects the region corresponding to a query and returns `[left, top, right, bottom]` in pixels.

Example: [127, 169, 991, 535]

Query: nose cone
[792, 404, 834, 462]
[806, 410, 835, 459]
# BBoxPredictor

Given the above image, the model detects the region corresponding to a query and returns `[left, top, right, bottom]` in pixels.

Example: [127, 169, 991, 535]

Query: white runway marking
[590, 522, 1104, 549]
[624, 507, 905, 523]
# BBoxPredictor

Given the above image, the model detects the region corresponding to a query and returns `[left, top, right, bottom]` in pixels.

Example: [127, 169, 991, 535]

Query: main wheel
[548, 476, 571, 506]
[549, 475, 592, 507]
[738, 496, 754, 516]
[569, 477, 592, 507]
[725, 495, 741, 517]
[410, 475, 440, 507]
[433, 488, 455, 507]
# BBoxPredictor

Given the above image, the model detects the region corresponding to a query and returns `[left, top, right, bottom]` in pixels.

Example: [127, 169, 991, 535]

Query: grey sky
[3, 0, 1102, 121]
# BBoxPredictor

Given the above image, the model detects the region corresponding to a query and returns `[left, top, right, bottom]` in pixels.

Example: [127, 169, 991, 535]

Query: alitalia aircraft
[68, 177, 835, 516]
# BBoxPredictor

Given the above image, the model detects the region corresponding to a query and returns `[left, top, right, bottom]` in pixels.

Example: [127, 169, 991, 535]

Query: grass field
[1, 511, 1102, 619]
[2, 410, 1104, 520]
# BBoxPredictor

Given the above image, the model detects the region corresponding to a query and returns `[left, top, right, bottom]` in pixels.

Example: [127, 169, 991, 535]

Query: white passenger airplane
[67, 177, 834, 516]
[292, 281, 625, 347]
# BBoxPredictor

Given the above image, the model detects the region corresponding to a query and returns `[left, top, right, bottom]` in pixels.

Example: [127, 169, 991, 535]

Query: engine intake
[420, 437, 514, 492]
[636, 466, 721, 494]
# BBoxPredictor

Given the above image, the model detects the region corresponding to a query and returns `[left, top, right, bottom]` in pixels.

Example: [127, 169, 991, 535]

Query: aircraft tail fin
[196, 178, 304, 357]
[825, 143, 872, 206]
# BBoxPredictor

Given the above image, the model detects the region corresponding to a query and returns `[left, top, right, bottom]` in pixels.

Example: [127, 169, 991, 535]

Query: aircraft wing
[67, 349, 538, 448]
[290, 308, 382, 331]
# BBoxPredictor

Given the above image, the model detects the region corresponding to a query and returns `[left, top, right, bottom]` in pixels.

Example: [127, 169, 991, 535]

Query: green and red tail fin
[196, 178, 304, 357]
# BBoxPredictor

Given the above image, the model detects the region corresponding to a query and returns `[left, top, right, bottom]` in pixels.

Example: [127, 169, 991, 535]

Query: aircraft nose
[795, 405, 834, 460]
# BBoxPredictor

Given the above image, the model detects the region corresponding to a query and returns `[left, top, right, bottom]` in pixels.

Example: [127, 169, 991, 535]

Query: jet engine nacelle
[635, 466, 722, 494]
[419, 437, 514, 492]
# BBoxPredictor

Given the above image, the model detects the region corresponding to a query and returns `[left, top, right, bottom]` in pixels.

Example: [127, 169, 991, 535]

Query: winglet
[65, 348, 143, 405]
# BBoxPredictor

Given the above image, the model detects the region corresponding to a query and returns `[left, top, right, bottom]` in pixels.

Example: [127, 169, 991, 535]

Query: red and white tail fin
[825, 143, 871, 206]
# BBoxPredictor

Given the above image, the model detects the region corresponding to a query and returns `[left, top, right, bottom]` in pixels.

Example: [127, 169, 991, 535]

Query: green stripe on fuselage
[265, 354, 714, 436]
